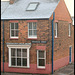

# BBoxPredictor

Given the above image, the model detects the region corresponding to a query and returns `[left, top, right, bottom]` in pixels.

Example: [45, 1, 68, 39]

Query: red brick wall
[1, 20, 50, 64]
[1, 19, 74, 74]
[53, 21, 73, 61]
[49, 0, 74, 63]
[72, 25, 74, 61]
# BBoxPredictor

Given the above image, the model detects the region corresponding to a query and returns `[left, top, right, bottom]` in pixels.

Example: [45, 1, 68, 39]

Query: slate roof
[1, 1, 9, 14]
[1, 0, 60, 20]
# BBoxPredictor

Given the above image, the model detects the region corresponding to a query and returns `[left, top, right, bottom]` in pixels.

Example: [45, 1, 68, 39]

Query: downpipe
[52, 12, 55, 74]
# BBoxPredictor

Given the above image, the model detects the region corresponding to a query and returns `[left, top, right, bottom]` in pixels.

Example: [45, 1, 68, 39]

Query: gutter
[3, 20, 4, 73]
[1, 18, 49, 21]
[52, 12, 55, 74]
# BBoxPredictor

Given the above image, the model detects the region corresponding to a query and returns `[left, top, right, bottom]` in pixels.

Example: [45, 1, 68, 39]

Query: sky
[1, 0, 74, 17]
[64, 0, 74, 17]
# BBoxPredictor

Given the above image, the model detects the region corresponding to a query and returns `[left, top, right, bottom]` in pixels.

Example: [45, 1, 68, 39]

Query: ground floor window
[11, 48, 28, 66]
[8, 47, 30, 68]
[37, 50, 46, 68]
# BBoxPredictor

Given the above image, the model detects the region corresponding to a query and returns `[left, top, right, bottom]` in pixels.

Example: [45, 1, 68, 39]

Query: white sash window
[7, 44, 31, 68]
[28, 22, 37, 38]
[37, 50, 46, 68]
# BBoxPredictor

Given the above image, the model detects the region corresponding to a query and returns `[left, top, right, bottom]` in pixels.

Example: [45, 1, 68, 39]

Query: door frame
[69, 46, 72, 63]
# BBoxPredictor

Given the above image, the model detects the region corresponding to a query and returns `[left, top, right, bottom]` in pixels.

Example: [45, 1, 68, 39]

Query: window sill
[9, 66, 30, 68]
[54, 37, 59, 39]
[10, 37, 19, 39]
[68, 36, 71, 37]
[28, 37, 37, 40]
[55, 36, 58, 38]
[37, 66, 46, 69]
[27, 38, 37, 40]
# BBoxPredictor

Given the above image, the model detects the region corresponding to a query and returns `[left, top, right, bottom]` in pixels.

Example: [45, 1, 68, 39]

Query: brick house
[1, 0, 74, 75]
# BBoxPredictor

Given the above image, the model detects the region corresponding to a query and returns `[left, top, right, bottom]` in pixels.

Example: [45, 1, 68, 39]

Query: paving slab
[1, 73, 32, 75]
[53, 63, 74, 75]
[59, 69, 73, 74]
[69, 72, 74, 75]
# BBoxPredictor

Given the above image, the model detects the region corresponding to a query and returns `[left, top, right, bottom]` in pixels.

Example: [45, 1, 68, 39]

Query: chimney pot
[10, 0, 15, 4]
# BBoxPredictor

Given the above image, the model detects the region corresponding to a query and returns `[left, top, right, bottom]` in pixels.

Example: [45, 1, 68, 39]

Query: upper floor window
[37, 50, 46, 68]
[28, 22, 37, 38]
[69, 23, 71, 36]
[10, 23, 18, 38]
[55, 22, 58, 38]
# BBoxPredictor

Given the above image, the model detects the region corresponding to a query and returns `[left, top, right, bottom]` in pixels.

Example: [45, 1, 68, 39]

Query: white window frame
[28, 22, 37, 38]
[69, 23, 71, 36]
[55, 22, 58, 38]
[7, 45, 31, 68]
[10, 23, 18, 38]
[37, 50, 46, 69]
[72, 17, 74, 25]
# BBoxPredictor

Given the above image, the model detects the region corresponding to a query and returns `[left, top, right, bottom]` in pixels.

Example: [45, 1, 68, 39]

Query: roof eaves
[1, 18, 49, 21]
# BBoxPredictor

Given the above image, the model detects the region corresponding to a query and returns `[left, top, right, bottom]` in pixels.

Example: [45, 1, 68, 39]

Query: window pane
[55, 23, 57, 37]
[29, 23, 32, 29]
[11, 48, 16, 56]
[15, 30, 18, 36]
[11, 58, 16, 66]
[33, 23, 37, 29]
[11, 23, 14, 29]
[11, 30, 14, 36]
[69, 24, 71, 35]
[39, 51, 44, 58]
[15, 23, 18, 29]
[55, 23, 57, 30]
[29, 30, 32, 36]
[33, 30, 37, 35]
[17, 58, 21, 66]
[22, 49, 27, 57]
[55, 30, 56, 36]
[17, 49, 21, 57]
[22, 58, 27, 66]
[39, 59, 45, 66]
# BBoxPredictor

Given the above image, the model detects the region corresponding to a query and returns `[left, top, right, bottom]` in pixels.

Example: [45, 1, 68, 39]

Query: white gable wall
[64, 0, 74, 25]
[64, 0, 74, 17]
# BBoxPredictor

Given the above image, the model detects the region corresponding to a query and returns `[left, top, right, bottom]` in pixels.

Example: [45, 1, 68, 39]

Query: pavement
[1, 63, 74, 75]
[53, 63, 74, 75]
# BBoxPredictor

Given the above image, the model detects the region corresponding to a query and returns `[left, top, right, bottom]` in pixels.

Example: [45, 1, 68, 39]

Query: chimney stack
[10, 0, 15, 4]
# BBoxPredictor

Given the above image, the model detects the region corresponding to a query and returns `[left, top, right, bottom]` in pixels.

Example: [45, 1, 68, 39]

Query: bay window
[9, 48, 30, 68]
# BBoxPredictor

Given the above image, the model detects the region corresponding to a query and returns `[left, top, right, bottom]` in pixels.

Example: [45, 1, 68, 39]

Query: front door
[69, 46, 72, 63]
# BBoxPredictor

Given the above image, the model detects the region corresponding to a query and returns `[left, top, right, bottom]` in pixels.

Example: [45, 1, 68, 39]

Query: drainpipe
[52, 12, 55, 74]
[3, 20, 4, 73]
